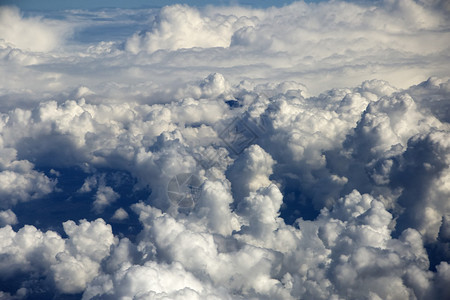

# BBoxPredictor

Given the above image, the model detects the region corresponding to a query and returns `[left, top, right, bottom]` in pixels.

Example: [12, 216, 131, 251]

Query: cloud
[82, 187, 445, 299]
[92, 185, 120, 213]
[0, 72, 449, 298]
[0, 148, 56, 207]
[2, 0, 449, 101]
[0, 1, 449, 299]
[120, 0, 450, 93]
[0, 6, 70, 52]
[111, 207, 129, 221]
[0, 209, 18, 226]
[52, 219, 116, 293]
[0, 71, 449, 298]
[83, 260, 233, 300]
[125, 4, 256, 54]
[0, 219, 115, 296]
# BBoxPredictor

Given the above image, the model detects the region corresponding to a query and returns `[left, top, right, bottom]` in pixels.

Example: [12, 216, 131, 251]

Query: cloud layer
[0, 1, 449, 299]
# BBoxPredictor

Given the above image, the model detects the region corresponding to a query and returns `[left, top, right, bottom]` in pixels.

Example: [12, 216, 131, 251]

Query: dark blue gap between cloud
[12, 167, 146, 241]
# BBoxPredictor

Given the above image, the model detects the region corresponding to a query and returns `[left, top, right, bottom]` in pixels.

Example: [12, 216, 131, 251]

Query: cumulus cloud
[0, 209, 18, 226]
[0, 0, 449, 299]
[83, 260, 232, 300]
[0, 144, 56, 207]
[111, 207, 129, 221]
[0, 219, 115, 296]
[92, 185, 120, 213]
[82, 187, 444, 299]
[125, 4, 252, 53]
[1, 0, 449, 101]
[0, 71, 449, 299]
[0, 6, 69, 52]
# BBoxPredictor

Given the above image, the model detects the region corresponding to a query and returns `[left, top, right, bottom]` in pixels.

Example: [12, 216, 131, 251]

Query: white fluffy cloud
[0, 219, 115, 295]
[0, 142, 56, 207]
[125, 4, 254, 53]
[0, 209, 17, 226]
[0, 71, 448, 299]
[1, 0, 449, 100]
[111, 207, 129, 221]
[0, 0, 449, 299]
[0, 6, 69, 52]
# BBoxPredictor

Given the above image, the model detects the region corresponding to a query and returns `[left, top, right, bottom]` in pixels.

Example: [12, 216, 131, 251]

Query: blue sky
[1, 0, 318, 10]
